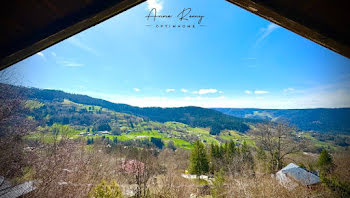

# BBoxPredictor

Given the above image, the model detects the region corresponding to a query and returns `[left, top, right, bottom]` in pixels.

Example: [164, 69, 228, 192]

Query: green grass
[80, 130, 193, 149]
[25, 124, 83, 143]
[302, 133, 337, 150]
[25, 100, 44, 110]
[219, 130, 256, 147]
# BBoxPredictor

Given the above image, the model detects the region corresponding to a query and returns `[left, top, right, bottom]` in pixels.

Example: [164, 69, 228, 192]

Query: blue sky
[3, 0, 350, 108]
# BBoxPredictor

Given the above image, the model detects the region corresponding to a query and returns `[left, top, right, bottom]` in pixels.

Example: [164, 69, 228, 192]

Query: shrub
[89, 180, 123, 198]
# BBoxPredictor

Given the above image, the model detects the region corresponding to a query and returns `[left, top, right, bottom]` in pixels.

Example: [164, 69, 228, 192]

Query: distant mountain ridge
[2, 84, 260, 133]
[213, 108, 350, 134]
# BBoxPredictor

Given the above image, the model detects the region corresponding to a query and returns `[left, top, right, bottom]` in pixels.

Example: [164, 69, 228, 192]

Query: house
[79, 132, 88, 136]
[97, 131, 110, 135]
[276, 163, 320, 190]
[101, 131, 110, 135]
[0, 176, 35, 197]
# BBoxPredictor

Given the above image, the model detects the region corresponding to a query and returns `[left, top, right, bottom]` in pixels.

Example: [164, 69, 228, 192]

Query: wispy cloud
[244, 90, 252, 94]
[134, 88, 140, 92]
[60, 60, 84, 67]
[147, 0, 163, 12]
[283, 88, 295, 93]
[255, 23, 279, 45]
[37, 52, 44, 58]
[67, 37, 99, 55]
[166, 88, 175, 92]
[51, 52, 56, 57]
[181, 88, 188, 93]
[193, 89, 219, 95]
[243, 57, 256, 61]
[254, 90, 269, 94]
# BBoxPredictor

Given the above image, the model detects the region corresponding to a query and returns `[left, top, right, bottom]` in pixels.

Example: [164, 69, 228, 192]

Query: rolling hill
[2, 83, 259, 133]
[213, 108, 350, 134]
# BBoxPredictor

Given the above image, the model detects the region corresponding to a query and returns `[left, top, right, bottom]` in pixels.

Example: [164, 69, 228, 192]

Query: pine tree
[226, 140, 237, 158]
[189, 140, 209, 176]
[318, 149, 335, 176]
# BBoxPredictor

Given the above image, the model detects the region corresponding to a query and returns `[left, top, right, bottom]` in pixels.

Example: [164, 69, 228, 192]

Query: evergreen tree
[129, 121, 134, 128]
[189, 140, 209, 176]
[210, 124, 222, 135]
[150, 137, 164, 149]
[87, 138, 92, 145]
[318, 149, 335, 176]
[210, 143, 220, 158]
[226, 140, 237, 158]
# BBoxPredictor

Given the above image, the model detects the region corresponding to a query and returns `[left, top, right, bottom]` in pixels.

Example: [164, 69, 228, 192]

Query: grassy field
[25, 120, 256, 150]
[302, 133, 338, 150]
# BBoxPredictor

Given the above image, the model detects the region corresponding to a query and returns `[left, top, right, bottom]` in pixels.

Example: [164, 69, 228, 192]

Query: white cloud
[181, 88, 188, 93]
[243, 57, 256, 60]
[58, 79, 350, 109]
[283, 88, 295, 93]
[256, 23, 279, 45]
[244, 90, 252, 94]
[51, 52, 56, 57]
[219, 91, 224, 94]
[254, 90, 269, 94]
[67, 37, 99, 55]
[60, 83, 350, 109]
[37, 52, 44, 57]
[60, 60, 84, 67]
[193, 89, 219, 95]
[134, 88, 140, 92]
[166, 88, 175, 92]
[147, 0, 163, 12]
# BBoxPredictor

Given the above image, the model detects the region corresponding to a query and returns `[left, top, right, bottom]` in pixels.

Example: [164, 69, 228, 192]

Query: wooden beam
[0, 0, 146, 70]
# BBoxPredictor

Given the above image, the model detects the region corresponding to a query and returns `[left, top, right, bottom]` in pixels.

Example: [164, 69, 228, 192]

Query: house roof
[0, 176, 35, 198]
[279, 163, 320, 186]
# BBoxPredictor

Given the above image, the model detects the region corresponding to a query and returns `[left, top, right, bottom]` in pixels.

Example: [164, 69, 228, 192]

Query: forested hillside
[2, 84, 259, 133]
[213, 108, 350, 134]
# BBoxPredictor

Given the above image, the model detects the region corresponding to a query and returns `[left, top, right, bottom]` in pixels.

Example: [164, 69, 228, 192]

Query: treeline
[189, 140, 254, 176]
[2, 84, 262, 133]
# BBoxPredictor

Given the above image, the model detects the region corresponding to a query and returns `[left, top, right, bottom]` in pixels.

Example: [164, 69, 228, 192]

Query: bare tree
[249, 122, 304, 172]
[0, 72, 36, 179]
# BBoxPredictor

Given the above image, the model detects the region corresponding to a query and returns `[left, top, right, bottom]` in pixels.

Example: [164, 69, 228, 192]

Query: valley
[1, 84, 350, 198]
